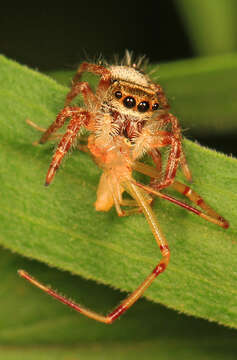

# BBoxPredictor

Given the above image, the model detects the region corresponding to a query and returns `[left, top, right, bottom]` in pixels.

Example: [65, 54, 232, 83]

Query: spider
[19, 52, 229, 324]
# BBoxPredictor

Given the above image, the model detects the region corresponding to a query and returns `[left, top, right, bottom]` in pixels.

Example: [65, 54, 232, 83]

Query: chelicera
[19, 52, 229, 324]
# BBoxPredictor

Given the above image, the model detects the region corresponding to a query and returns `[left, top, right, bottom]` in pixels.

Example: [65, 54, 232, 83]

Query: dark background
[0, 3, 192, 71]
[0, 2, 235, 156]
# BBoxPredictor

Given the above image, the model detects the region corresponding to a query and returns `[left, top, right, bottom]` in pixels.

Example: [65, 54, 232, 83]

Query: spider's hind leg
[171, 181, 229, 229]
[18, 180, 170, 324]
[118, 188, 154, 217]
[132, 161, 229, 229]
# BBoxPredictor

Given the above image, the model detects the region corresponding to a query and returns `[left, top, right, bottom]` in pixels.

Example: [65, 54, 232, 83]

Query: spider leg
[149, 149, 162, 176]
[132, 161, 161, 179]
[134, 127, 182, 191]
[65, 82, 97, 107]
[131, 161, 228, 229]
[118, 188, 153, 216]
[158, 136, 181, 190]
[18, 181, 170, 324]
[150, 143, 191, 183]
[69, 62, 111, 87]
[136, 181, 229, 229]
[45, 109, 90, 186]
[133, 115, 182, 191]
[180, 150, 192, 182]
[153, 113, 192, 186]
[154, 113, 183, 189]
[65, 62, 111, 108]
[39, 106, 82, 144]
[171, 181, 229, 228]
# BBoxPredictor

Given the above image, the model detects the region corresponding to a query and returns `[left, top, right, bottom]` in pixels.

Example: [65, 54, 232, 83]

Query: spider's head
[103, 65, 162, 120]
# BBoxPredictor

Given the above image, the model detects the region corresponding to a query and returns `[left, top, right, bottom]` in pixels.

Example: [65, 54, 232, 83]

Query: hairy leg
[44, 110, 90, 185]
[65, 82, 97, 107]
[153, 112, 192, 187]
[65, 62, 111, 109]
[38, 106, 83, 144]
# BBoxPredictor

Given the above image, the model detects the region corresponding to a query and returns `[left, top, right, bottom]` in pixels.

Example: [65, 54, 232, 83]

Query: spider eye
[115, 91, 122, 99]
[137, 101, 149, 112]
[123, 96, 136, 108]
[152, 103, 159, 111]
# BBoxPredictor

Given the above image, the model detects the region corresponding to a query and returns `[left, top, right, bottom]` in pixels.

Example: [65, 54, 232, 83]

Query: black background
[0, 3, 192, 70]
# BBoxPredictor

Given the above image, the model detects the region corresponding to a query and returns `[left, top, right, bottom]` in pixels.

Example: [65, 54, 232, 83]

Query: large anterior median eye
[123, 96, 136, 108]
[137, 101, 149, 112]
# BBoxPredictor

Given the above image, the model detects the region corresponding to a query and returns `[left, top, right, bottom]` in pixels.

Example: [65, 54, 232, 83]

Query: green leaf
[1, 53, 237, 340]
[175, 0, 237, 56]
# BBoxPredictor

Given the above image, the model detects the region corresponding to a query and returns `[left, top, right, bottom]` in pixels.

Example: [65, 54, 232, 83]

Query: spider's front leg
[65, 82, 97, 107]
[27, 106, 84, 144]
[151, 113, 191, 190]
[44, 108, 91, 186]
[65, 62, 111, 107]
[150, 86, 191, 182]
[133, 126, 181, 191]
[36, 106, 80, 144]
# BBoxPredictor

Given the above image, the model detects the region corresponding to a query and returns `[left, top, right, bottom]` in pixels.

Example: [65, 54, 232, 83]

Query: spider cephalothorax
[103, 61, 170, 135]
[99, 66, 166, 143]
[20, 52, 229, 324]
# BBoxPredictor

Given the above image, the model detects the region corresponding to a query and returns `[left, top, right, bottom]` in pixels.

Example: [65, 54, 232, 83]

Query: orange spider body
[19, 53, 229, 324]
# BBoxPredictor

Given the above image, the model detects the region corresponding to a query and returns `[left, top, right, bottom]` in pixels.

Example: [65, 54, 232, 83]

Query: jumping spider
[19, 52, 229, 324]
